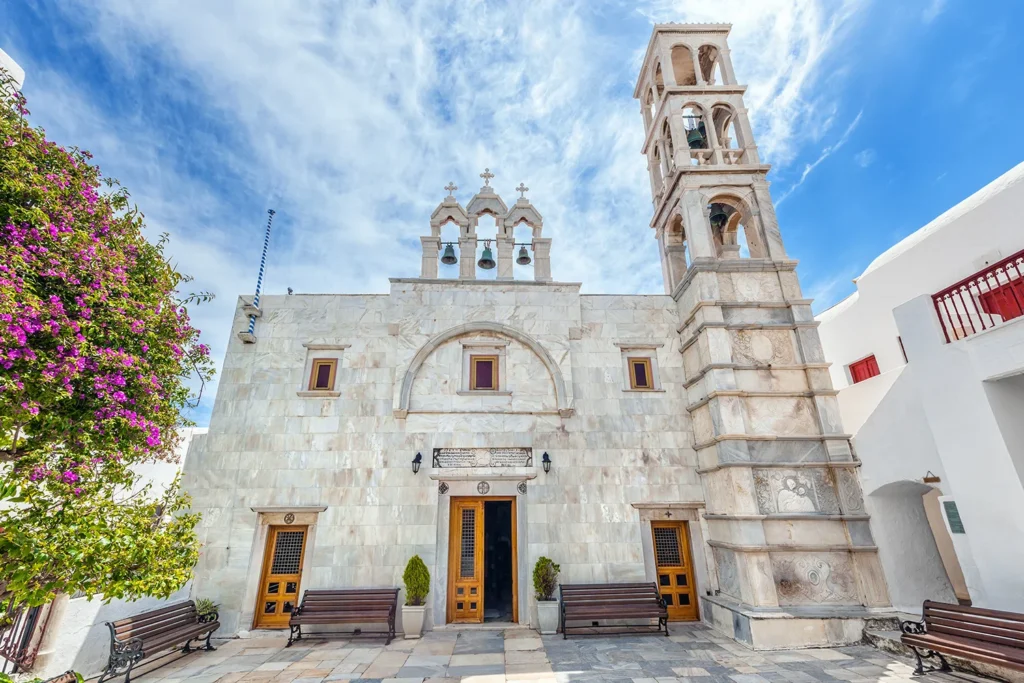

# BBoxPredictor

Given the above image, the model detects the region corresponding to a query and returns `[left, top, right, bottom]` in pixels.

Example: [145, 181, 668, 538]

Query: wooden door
[652, 521, 699, 621]
[448, 499, 485, 623]
[254, 525, 308, 629]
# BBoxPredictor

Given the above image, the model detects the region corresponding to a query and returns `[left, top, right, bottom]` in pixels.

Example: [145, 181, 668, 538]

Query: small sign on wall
[943, 500, 966, 534]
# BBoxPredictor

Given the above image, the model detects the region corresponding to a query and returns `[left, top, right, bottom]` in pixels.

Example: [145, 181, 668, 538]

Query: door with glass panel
[254, 525, 308, 628]
[448, 499, 485, 623]
[651, 521, 699, 621]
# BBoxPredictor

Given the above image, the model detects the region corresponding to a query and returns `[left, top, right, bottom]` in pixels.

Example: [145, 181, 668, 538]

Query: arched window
[670, 44, 697, 86]
[654, 62, 665, 99]
[698, 45, 721, 85]
[707, 195, 766, 259]
[645, 89, 657, 126]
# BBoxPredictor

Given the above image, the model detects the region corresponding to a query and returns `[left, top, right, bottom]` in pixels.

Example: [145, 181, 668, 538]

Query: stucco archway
[395, 322, 573, 417]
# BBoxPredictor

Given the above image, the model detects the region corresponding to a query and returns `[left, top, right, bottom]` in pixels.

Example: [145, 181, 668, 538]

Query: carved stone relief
[753, 468, 839, 514]
[835, 468, 866, 514]
[772, 553, 858, 605]
[732, 272, 783, 303]
[731, 330, 795, 366]
[713, 547, 741, 599]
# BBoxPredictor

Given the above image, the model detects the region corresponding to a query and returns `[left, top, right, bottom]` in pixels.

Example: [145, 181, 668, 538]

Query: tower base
[701, 595, 900, 650]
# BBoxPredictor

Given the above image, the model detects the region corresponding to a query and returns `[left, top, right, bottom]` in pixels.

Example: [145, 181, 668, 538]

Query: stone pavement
[122, 623, 977, 683]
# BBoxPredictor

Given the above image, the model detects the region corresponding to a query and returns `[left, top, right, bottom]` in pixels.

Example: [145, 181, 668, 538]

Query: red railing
[932, 249, 1024, 342]
[0, 598, 52, 673]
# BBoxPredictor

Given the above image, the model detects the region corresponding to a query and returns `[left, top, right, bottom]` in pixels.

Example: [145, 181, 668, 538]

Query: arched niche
[396, 322, 573, 417]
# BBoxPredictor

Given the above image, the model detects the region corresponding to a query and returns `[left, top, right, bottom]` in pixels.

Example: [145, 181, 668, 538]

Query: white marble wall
[183, 281, 700, 635]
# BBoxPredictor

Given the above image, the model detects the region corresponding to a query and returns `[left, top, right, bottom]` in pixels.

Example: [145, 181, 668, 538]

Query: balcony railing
[932, 248, 1024, 342]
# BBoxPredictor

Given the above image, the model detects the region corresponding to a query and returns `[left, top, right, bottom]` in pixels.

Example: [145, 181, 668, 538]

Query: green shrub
[195, 597, 218, 618]
[533, 556, 560, 601]
[403, 555, 430, 606]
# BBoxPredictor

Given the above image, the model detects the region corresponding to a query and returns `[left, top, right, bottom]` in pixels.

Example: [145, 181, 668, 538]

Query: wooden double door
[254, 525, 308, 629]
[447, 498, 518, 623]
[652, 521, 699, 621]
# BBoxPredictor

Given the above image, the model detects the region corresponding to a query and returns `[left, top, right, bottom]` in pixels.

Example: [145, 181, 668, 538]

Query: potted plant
[402, 555, 430, 639]
[533, 556, 560, 635]
[194, 598, 219, 623]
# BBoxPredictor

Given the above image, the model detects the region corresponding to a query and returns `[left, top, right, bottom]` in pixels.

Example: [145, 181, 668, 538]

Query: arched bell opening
[475, 210, 502, 278]
[511, 221, 534, 276]
[707, 196, 766, 259]
[651, 146, 665, 193]
[654, 62, 666, 100]
[681, 104, 710, 166]
[670, 44, 697, 86]
[712, 105, 740, 150]
[661, 119, 675, 172]
[645, 89, 657, 128]
[664, 214, 690, 289]
[698, 45, 721, 85]
[437, 218, 462, 272]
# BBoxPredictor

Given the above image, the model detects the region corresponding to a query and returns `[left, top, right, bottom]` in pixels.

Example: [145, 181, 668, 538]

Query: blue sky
[2, 0, 1023, 425]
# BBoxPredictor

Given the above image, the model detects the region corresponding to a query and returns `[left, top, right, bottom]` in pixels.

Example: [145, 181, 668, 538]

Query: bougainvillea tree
[0, 69, 213, 607]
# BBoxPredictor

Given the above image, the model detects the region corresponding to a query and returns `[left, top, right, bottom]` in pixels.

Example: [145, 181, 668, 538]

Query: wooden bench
[98, 601, 219, 683]
[288, 588, 399, 647]
[900, 600, 1024, 675]
[559, 582, 668, 639]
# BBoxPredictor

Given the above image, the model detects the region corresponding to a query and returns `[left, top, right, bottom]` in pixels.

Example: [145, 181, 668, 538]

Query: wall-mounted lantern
[412, 452, 423, 474]
[542, 452, 551, 473]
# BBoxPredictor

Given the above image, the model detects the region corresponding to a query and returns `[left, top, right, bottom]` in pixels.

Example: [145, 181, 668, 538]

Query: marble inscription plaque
[433, 447, 532, 468]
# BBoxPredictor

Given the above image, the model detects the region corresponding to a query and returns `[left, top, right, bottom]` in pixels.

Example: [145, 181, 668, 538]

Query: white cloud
[854, 148, 876, 167]
[776, 110, 863, 205]
[923, 0, 947, 22]
[16, 0, 870, 422]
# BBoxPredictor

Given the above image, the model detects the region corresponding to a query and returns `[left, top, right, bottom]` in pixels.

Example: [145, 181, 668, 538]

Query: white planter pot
[402, 604, 426, 639]
[537, 599, 559, 635]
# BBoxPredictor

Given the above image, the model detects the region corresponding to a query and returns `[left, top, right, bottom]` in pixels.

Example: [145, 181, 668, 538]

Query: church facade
[183, 23, 891, 650]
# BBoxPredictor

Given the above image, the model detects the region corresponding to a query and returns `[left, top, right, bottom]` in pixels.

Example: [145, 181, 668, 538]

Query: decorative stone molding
[296, 390, 341, 398]
[302, 342, 351, 351]
[396, 321, 573, 417]
[632, 502, 703, 521]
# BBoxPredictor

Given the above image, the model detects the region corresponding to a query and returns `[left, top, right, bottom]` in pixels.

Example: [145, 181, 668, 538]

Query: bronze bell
[709, 205, 729, 231]
[440, 243, 458, 265]
[516, 245, 532, 265]
[687, 122, 708, 149]
[478, 245, 496, 270]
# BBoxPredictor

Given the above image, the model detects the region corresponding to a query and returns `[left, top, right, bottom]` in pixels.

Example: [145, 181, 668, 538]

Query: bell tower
[636, 24, 890, 648]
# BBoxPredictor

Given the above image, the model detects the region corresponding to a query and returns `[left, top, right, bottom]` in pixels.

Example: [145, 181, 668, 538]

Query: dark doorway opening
[483, 500, 513, 622]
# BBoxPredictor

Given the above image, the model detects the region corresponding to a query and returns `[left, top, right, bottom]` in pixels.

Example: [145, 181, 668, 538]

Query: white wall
[32, 428, 207, 679]
[818, 162, 1024, 391]
[892, 295, 1024, 612]
[0, 47, 25, 90]
[851, 364, 956, 612]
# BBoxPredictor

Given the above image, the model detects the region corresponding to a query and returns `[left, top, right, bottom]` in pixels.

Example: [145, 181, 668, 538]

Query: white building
[0, 47, 26, 91]
[817, 162, 1024, 615]
[20, 428, 208, 680]
[181, 23, 890, 653]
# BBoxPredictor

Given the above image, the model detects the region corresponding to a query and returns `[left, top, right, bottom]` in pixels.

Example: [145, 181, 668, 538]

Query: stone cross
[444, 181, 458, 196]
[480, 168, 494, 186]
[516, 182, 529, 198]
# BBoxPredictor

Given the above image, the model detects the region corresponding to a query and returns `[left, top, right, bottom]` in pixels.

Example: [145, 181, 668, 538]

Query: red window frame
[849, 355, 880, 384]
